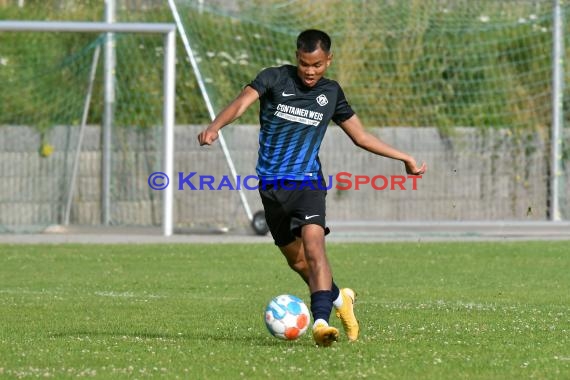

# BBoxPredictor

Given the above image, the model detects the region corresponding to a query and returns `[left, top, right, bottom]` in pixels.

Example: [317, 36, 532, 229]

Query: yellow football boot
[335, 288, 359, 341]
[312, 321, 339, 347]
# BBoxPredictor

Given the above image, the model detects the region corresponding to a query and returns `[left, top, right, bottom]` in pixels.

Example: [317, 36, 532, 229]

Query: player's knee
[302, 240, 325, 262]
[302, 234, 324, 255]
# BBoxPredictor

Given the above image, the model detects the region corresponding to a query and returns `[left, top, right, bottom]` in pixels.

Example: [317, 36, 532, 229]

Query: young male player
[198, 29, 427, 347]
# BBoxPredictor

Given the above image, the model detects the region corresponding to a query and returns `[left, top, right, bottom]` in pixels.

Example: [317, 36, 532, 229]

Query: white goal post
[0, 20, 176, 236]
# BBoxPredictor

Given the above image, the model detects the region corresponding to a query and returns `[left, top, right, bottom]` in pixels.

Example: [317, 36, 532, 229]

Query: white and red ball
[264, 294, 310, 340]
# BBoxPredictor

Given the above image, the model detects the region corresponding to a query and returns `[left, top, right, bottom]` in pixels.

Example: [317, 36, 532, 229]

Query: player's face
[296, 48, 332, 87]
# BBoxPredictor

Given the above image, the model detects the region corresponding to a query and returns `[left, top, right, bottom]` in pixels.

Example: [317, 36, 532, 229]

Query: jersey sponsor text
[275, 103, 323, 126]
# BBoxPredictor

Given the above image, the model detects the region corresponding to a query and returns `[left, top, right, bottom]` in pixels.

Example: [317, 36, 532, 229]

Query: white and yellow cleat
[312, 321, 339, 347]
[335, 288, 359, 342]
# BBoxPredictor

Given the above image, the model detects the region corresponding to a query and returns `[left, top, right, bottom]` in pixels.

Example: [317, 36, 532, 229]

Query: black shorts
[258, 179, 330, 247]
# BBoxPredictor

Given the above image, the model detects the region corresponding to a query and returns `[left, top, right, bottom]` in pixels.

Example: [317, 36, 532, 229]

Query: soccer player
[198, 29, 427, 346]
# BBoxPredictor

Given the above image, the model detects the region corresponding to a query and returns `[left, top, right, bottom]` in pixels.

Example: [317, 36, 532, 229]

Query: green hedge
[0, 1, 568, 131]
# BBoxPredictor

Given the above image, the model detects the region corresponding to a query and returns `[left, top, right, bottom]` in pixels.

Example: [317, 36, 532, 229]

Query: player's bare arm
[339, 114, 427, 175]
[197, 86, 259, 146]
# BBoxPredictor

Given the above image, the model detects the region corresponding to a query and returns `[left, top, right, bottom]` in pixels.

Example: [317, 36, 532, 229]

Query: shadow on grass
[47, 330, 311, 347]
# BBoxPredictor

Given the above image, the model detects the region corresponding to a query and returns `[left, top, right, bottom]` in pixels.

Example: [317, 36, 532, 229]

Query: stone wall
[0, 125, 567, 230]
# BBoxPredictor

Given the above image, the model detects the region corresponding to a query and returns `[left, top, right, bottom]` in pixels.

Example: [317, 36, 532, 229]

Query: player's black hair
[296, 29, 331, 53]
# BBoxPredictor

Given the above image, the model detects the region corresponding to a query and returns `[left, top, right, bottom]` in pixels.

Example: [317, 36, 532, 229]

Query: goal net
[162, 0, 569, 223]
[1, 1, 568, 235]
[0, 21, 175, 233]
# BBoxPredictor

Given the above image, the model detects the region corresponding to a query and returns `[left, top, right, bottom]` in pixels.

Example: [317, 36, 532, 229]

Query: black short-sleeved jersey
[248, 65, 354, 180]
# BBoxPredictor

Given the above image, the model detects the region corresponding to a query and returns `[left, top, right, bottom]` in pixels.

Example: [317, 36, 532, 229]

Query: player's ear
[326, 53, 333, 67]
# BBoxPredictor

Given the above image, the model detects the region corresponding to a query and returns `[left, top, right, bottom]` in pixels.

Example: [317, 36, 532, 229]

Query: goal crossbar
[0, 20, 176, 236]
[0, 20, 175, 34]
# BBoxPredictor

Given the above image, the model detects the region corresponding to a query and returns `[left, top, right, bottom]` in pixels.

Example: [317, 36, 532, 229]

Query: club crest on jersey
[316, 94, 328, 106]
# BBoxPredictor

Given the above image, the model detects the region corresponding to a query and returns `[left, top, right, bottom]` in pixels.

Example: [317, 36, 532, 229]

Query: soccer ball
[264, 294, 311, 340]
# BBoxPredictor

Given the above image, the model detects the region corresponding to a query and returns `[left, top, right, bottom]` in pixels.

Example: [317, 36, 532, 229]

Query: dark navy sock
[331, 281, 340, 302]
[310, 290, 333, 323]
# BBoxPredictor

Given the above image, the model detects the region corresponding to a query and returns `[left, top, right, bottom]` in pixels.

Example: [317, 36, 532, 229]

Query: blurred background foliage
[0, 0, 568, 134]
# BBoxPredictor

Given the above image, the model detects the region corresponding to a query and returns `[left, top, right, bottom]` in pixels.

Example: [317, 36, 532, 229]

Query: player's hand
[404, 159, 427, 176]
[197, 128, 219, 146]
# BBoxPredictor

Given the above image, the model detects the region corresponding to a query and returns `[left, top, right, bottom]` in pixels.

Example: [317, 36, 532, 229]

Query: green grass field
[1, 241, 569, 379]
